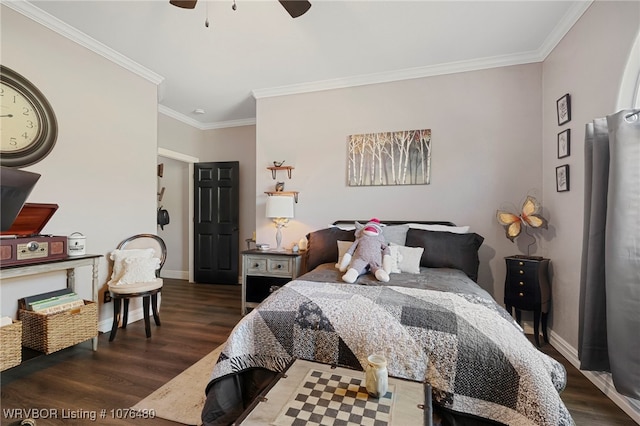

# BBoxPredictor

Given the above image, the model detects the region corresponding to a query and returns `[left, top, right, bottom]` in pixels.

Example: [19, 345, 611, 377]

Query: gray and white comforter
[209, 268, 573, 426]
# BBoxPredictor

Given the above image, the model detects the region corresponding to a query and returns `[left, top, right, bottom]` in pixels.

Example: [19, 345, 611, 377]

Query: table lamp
[266, 195, 294, 251]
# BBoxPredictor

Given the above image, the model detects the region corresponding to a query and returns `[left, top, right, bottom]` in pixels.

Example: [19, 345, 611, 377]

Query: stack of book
[19, 289, 85, 315]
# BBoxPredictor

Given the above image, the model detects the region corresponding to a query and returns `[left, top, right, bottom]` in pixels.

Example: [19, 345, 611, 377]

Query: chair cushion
[118, 257, 160, 284]
[109, 278, 163, 295]
[109, 248, 156, 284]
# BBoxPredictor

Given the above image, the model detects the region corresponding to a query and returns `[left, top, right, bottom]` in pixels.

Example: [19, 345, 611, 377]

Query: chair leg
[122, 299, 130, 329]
[143, 296, 152, 338]
[151, 293, 161, 326]
[109, 298, 121, 342]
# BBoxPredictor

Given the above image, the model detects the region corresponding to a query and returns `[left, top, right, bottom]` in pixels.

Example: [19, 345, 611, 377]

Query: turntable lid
[0, 203, 59, 236]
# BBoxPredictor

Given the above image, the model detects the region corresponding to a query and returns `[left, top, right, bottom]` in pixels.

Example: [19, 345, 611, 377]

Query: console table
[0, 254, 102, 351]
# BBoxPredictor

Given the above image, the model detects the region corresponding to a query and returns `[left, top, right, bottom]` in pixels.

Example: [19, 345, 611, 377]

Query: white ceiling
[13, 0, 591, 129]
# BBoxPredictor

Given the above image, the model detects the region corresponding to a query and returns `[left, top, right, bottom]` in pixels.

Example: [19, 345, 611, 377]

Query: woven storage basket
[19, 301, 97, 354]
[0, 321, 22, 371]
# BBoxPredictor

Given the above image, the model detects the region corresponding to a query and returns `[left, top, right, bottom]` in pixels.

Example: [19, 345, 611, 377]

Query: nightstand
[242, 250, 302, 315]
[504, 255, 551, 347]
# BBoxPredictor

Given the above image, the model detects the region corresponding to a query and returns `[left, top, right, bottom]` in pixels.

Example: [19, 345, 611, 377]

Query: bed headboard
[332, 220, 456, 227]
[303, 220, 484, 281]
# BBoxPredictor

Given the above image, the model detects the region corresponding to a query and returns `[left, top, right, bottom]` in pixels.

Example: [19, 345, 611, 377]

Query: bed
[202, 221, 573, 426]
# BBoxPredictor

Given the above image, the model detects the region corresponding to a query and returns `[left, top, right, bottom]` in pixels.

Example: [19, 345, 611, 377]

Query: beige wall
[0, 6, 159, 330]
[541, 1, 640, 417]
[256, 63, 544, 298]
[542, 0, 640, 350]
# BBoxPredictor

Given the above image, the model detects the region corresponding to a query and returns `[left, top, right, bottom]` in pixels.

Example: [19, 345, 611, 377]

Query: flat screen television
[1, 167, 41, 232]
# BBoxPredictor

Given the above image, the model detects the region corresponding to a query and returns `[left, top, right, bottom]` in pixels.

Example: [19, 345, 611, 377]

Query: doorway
[158, 148, 199, 283]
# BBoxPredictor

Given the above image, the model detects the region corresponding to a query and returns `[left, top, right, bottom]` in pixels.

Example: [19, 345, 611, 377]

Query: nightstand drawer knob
[276, 264, 282, 269]
[519, 292, 524, 297]
[254, 263, 259, 268]
[518, 261, 524, 266]
[519, 270, 524, 275]
[519, 281, 525, 286]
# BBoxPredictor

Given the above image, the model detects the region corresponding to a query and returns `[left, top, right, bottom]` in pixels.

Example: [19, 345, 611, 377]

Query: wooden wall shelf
[265, 191, 299, 203]
[267, 166, 294, 179]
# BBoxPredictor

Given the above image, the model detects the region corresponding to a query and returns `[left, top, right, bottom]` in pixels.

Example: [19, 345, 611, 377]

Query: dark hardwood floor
[1, 279, 637, 425]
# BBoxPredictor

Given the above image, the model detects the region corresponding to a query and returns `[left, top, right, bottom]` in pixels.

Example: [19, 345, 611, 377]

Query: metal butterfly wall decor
[496, 196, 548, 242]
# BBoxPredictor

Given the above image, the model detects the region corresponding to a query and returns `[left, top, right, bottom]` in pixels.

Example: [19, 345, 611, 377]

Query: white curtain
[579, 109, 640, 400]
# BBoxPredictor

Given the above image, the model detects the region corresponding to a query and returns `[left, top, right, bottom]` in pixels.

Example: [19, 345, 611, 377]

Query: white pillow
[115, 257, 160, 285]
[109, 248, 155, 283]
[389, 243, 424, 274]
[407, 223, 470, 234]
[331, 223, 356, 231]
[387, 245, 403, 274]
[336, 240, 354, 266]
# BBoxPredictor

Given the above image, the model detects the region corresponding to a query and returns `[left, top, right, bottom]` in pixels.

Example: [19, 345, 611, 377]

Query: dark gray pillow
[354, 222, 409, 245]
[405, 229, 484, 281]
[305, 228, 355, 272]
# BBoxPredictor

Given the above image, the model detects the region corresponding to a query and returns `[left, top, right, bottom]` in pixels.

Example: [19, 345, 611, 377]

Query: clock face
[1, 82, 42, 153]
[0, 66, 57, 168]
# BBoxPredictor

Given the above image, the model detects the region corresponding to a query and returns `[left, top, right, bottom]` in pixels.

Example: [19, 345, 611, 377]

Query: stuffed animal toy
[337, 218, 392, 283]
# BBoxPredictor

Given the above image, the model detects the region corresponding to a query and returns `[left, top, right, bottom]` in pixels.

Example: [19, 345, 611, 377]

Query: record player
[0, 203, 68, 267]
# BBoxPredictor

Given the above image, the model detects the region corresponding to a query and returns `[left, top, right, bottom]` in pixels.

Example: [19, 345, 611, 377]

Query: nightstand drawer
[507, 262, 538, 280]
[506, 276, 537, 293]
[267, 258, 293, 275]
[246, 257, 268, 274]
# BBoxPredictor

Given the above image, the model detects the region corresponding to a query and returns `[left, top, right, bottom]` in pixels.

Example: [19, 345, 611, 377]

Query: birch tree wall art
[347, 129, 432, 186]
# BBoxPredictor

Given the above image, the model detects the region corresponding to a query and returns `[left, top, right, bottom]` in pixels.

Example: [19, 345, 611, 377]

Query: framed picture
[556, 164, 570, 192]
[347, 128, 431, 186]
[556, 94, 571, 126]
[557, 129, 571, 158]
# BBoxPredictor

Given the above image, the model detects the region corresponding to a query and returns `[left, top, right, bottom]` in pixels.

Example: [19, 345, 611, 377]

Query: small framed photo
[556, 164, 570, 192]
[557, 93, 571, 126]
[557, 129, 571, 158]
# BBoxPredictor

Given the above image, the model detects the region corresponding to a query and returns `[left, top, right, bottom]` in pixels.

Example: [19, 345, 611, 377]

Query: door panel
[194, 161, 239, 284]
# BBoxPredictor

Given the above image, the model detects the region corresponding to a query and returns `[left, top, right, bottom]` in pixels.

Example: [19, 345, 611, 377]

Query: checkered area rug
[273, 369, 395, 426]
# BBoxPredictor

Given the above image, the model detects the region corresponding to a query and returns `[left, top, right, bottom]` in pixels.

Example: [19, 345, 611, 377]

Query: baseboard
[548, 329, 640, 424]
[161, 269, 188, 280]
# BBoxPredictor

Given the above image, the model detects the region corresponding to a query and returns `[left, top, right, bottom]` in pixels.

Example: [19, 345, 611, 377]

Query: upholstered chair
[107, 234, 167, 341]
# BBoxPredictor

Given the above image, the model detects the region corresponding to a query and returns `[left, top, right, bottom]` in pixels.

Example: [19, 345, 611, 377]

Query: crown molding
[158, 105, 256, 130]
[537, 1, 593, 59]
[252, 51, 543, 99]
[4, 0, 164, 85]
[202, 117, 257, 130]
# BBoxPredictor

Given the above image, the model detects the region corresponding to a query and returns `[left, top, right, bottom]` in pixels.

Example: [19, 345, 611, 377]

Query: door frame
[158, 148, 199, 283]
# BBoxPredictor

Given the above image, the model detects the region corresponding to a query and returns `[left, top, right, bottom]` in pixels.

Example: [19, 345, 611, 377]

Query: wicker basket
[19, 301, 97, 354]
[0, 321, 22, 371]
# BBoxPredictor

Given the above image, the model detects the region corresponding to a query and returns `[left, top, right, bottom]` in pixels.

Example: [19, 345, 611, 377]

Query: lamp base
[274, 221, 286, 251]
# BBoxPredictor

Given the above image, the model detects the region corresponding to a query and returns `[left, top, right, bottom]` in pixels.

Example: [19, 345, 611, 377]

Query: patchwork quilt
[209, 278, 573, 426]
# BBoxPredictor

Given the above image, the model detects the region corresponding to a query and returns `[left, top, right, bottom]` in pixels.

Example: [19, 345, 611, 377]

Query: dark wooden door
[194, 161, 239, 284]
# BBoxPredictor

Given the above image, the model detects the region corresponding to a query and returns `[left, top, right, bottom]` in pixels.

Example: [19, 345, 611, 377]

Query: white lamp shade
[266, 196, 294, 219]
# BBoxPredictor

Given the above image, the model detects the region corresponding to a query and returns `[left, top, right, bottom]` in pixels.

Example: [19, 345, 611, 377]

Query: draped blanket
[209, 279, 573, 426]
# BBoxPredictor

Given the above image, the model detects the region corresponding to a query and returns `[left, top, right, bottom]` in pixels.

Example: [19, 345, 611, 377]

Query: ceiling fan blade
[170, 0, 197, 9]
[279, 0, 311, 18]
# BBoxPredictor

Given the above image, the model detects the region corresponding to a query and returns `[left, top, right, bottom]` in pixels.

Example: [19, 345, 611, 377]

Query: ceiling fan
[170, 0, 311, 18]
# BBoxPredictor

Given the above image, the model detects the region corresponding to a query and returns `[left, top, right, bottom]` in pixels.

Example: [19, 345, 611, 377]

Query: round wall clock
[0, 65, 58, 168]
